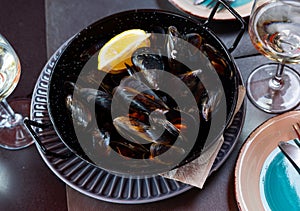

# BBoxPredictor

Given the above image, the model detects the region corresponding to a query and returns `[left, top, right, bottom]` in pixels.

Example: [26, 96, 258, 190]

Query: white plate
[235, 110, 300, 210]
[169, 0, 253, 20]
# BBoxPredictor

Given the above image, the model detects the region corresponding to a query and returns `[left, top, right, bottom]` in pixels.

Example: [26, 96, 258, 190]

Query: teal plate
[260, 139, 300, 211]
[201, 0, 252, 8]
[235, 110, 300, 210]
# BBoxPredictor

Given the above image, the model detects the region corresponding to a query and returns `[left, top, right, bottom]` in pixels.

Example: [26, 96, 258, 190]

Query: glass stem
[269, 63, 285, 90]
[0, 99, 16, 121]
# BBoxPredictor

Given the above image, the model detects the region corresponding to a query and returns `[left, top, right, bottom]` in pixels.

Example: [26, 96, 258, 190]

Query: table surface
[0, 0, 299, 210]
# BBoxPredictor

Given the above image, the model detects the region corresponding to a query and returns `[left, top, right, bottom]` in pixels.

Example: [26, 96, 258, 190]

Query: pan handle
[24, 118, 73, 159]
[202, 0, 247, 53]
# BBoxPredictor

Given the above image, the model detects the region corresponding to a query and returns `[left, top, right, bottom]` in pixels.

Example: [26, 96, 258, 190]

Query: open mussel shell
[47, 9, 239, 176]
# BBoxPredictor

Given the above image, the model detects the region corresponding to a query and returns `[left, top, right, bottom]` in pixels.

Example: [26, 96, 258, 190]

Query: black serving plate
[29, 39, 246, 204]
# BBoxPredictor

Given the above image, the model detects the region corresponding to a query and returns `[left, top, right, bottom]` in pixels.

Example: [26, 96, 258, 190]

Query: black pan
[26, 8, 245, 176]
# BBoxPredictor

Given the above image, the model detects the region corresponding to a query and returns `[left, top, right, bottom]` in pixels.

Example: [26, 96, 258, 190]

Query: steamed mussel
[64, 25, 227, 166]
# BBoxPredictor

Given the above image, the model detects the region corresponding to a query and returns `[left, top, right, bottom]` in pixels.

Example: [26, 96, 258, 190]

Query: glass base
[0, 98, 34, 150]
[247, 63, 300, 113]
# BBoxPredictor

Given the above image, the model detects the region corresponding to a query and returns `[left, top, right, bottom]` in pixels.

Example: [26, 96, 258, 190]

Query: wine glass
[247, 0, 300, 113]
[0, 34, 33, 149]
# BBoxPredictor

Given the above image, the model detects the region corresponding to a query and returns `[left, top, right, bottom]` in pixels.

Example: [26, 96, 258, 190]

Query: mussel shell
[65, 94, 93, 130]
[113, 116, 154, 144]
[185, 33, 203, 53]
[201, 43, 230, 77]
[131, 47, 165, 89]
[113, 76, 169, 114]
[113, 112, 180, 146]
[150, 143, 185, 160]
[109, 139, 150, 159]
[131, 47, 164, 72]
[78, 87, 112, 111]
[167, 26, 208, 75]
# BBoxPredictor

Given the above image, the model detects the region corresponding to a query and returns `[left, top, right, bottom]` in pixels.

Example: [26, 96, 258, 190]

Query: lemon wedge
[97, 29, 151, 73]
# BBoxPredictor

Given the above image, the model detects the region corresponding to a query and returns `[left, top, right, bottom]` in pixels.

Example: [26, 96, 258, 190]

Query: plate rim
[234, 110, 300, 210]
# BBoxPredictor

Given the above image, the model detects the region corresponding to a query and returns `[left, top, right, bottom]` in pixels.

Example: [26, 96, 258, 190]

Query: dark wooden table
[0, 0, 299, 210]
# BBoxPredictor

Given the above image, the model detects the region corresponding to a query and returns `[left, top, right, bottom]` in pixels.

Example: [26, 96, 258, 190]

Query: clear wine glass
[247, 0, 300, 113]
[0, 34, 33, 149]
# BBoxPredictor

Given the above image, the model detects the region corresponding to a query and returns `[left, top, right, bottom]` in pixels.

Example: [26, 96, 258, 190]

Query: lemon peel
[97, 29, 151, 73]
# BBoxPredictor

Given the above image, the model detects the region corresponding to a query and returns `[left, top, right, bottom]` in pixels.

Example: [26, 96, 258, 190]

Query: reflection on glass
[0, 34, 33, 149]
